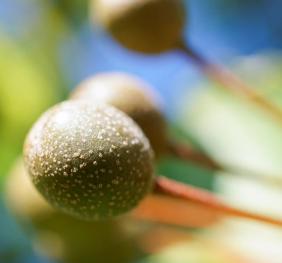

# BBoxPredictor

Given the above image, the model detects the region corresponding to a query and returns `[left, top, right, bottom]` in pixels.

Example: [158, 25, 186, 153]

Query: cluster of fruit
[22, 0, 189, 221]
[21, 0, 282, 231]
[24, 72, 168, 220]
[6, 1, 282, 262]
[5, 2, 214, 261]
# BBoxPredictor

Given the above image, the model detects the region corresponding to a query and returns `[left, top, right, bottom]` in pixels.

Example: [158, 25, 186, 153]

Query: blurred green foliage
[233, 53, 282, 107]
[178, 53, 282, 262]
[158, 157, 214, 191]
[156, 123, 215, 191]
[0, 32, 65, 184]
[143, 241, 237, 263]
[49, 0, 89, 26]
[180, 53, 282, 178]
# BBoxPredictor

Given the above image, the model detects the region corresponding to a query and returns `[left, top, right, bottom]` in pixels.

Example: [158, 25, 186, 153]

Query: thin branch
[131, 193, 220, 228]
[168, 140, 282, 188]
[177, 41, 282, 123]
[155, 176, 282, 228]
[167, 140, 221, 170]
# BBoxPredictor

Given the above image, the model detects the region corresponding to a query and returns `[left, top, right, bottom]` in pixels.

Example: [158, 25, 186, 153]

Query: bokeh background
[1, 0, 282, 262]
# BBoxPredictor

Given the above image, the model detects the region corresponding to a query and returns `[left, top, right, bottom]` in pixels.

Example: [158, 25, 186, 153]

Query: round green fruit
[70, 72, 167, 157]
[24, 101, 154, 220]
[92, 0, 186, 53]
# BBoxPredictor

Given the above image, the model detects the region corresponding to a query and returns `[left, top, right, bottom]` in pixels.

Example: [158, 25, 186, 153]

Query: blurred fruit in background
[70, 72, 167, 158]
[91, 0, 186, 53]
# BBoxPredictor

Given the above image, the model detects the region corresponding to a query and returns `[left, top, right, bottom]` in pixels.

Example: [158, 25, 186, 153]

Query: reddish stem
[177, 41, 282, 123]
[155, 176, 282, 227]
[132, 193, 220, 228]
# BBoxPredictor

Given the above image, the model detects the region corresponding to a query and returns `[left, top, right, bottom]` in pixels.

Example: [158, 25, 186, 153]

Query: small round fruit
[5, 158, 54, 222]
[24, 101, 154, 220]
[70, 72, 167, 157]
[91, 0, 186, 53]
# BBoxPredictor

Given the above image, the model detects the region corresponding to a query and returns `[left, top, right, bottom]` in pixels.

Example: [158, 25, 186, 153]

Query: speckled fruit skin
[24, 101, 154, 220]
[70, 72, 167, 158]
[92, 0, 186, 54]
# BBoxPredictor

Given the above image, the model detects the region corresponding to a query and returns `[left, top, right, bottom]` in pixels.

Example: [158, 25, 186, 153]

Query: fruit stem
[176, 40, 282, 124]
[167, 140, 220, 170]
[155, 176, 282, 228]
[132, 193, 220, 228]
[168, 140, 282, 188]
